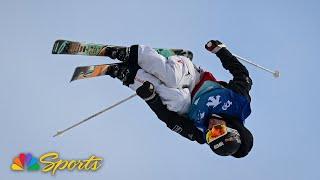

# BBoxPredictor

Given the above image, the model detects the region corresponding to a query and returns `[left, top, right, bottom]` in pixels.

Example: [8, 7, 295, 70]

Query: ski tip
[52, 40, 62, 54]
[70, 74, 77, 82]
[70, 67, 81, 82]
[52, 39, 72, 54]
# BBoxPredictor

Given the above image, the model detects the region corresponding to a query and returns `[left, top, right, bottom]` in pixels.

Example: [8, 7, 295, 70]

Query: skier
[104, 40, 253, 158]
[103, 44, 199, 115]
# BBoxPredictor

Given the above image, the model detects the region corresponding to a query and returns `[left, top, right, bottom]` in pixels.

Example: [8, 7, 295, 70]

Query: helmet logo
[214, 142, 224, 149]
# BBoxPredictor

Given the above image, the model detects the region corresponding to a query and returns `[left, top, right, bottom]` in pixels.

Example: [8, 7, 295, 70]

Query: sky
[1, 0, 319, 179]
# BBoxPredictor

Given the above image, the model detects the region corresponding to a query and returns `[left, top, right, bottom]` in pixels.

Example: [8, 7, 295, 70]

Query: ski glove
[136, 81, 156, 101]
[205, 40, 226, 54]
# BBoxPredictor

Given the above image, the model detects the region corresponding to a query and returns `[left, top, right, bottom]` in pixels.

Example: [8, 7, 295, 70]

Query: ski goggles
[206, 124, 228, 144]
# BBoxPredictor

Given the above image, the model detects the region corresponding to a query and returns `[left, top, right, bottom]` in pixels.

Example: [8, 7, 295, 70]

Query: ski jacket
[188, 47, 252, 131]
[188, 79, 251, 132]
[138, 47, 253, 157]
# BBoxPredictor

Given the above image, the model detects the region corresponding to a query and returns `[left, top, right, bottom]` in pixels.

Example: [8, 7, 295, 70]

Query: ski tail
[71, 64, 112, 82]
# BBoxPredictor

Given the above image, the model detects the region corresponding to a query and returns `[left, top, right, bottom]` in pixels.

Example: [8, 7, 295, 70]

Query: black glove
[136, 81, 156, 101]
[205, 40, 226, 54]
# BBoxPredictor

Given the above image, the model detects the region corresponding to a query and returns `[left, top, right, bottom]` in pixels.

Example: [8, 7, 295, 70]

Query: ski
[52, 39, 193, 60]
[70, 63, 121, 82]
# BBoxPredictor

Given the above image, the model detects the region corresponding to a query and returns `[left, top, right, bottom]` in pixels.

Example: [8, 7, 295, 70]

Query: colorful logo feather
[11, 153, 40, 171]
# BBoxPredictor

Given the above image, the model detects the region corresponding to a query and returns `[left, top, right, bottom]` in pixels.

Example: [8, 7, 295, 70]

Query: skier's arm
[146, 96, 205, 144]
[206, 40, 252, 101]
[136, 82, 205, 144]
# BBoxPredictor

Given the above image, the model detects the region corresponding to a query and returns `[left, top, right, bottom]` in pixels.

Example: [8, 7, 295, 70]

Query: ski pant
[128, 45, 200, 114]
[135, 45, 199, 90]
[129, 69, 191, 114]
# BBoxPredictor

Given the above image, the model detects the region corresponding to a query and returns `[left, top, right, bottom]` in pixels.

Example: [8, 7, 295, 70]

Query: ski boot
[105, 46, 131, 62]
[104, 63, 139, 86]
[105, 63, 129, 81]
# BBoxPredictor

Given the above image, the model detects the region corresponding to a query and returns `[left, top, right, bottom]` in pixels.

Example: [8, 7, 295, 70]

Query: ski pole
[233, 54, 280, 78]
[53, 93, 137, 137]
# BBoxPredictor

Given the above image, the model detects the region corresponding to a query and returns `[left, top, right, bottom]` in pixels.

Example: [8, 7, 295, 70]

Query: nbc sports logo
[10, 152, 103, 175]
[11, 153, 40, 171]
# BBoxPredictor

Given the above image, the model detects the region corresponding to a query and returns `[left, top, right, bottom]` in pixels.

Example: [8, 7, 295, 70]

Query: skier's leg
[128, 69, 162, 91]
[135, 45, 199, 89]
[105, 45, 200, 89]
[104, 63, 165, 90]
[129, 69, 191, 114]
[105, 64, 191, 114]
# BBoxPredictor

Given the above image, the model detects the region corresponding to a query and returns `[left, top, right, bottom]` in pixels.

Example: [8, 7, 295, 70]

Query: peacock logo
[11, 153, 40, 171]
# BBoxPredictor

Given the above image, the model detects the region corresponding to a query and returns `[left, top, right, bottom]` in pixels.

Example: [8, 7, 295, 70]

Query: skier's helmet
[206, 124, 241, 156]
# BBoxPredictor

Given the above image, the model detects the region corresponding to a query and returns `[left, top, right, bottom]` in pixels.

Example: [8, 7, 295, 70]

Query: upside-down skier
[103, 40, 253, 158]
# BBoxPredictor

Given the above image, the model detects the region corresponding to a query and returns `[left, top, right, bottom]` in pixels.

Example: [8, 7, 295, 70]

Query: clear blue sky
[1, 0, 319, 179]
